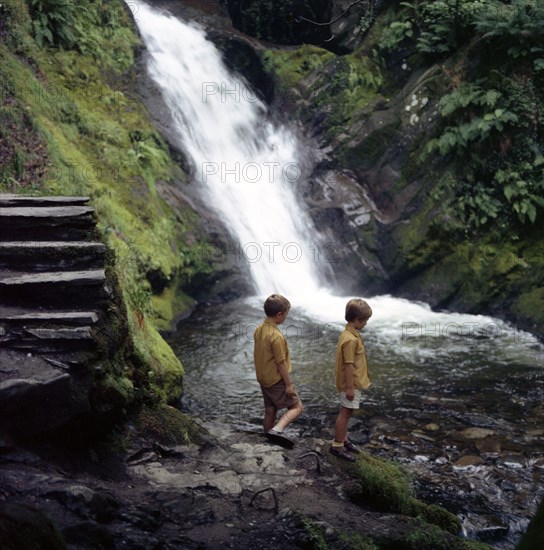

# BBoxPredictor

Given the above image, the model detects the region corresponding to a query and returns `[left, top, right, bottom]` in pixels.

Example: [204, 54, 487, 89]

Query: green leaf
[527, 205, 537, 224]
[504, 185, 516, 201]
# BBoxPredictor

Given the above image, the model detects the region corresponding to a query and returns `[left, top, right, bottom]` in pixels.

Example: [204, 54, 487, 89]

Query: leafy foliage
[413, 0, 487, 55]
[25, 0, 135, 69]
[410, 1, 544, 229]
[28, 0, 77, 48]
[378, 0, 487, 56]
[475, 0, 544, 73]
[427, 83, 518, 158]
[427, 75, 544, 227]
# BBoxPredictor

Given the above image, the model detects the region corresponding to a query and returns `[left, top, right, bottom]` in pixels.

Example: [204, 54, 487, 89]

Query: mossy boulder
[136, 403, 205, 446]
[0, 502, 65, 550]
[345, 451, 461, 535]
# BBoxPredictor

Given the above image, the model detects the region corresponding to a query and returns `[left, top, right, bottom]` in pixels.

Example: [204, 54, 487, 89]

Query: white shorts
[339, 389, 362, 409]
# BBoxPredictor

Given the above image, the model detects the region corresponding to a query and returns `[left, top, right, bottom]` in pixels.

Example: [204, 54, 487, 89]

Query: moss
[512, 287, 544, 324]
[299, 516, 328, 550]
[136, 403, 204, 446]
[151, 285, 196, 333]
[0, 502, 66, 550]
[261, 44, 335, 91]
[464, 543, 494, 550]
[338, 532, 381, 550]
[342, 120, 400, 168]
[409, 500, 461, 535]
[400, 518, 472, 550]
[345, 451, 461, 538]
[346, 451, 415, 513]
[138, 323, 184, 403]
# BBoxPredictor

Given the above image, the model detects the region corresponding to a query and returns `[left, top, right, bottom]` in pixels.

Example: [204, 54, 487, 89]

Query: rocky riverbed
[0, 416, 492, 549]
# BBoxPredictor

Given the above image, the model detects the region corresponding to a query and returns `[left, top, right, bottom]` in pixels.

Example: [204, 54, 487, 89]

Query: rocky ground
[0, 419, 479, 549]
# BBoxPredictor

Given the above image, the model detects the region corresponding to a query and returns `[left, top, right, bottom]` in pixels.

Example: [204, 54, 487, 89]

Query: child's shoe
[329, 445, 356, 462]
[266, 429, 295, 449]
[344, 438, 361, 454]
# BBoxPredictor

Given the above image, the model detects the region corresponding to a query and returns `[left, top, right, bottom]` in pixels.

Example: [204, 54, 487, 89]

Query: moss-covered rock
[0, 0, 214, 406]
[135, 403, 205, 446]
[345, 451, 461, 533]
[0, 502, 65, 550]
[517, 496, 544, 550]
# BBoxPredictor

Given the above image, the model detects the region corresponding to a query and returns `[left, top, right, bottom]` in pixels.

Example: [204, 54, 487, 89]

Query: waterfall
[132, 1, 327, 302]
[129, 1, 543, 349]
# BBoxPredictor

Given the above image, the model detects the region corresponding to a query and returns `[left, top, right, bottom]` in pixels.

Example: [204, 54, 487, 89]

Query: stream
[132, 1, 544, 547]
[169, 298, 544, 548]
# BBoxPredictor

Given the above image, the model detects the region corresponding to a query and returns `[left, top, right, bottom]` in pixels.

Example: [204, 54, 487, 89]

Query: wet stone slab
[129, 427, 311, 496]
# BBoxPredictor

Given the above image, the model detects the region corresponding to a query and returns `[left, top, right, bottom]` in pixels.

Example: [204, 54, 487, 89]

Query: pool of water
[168, 297, 544, 549]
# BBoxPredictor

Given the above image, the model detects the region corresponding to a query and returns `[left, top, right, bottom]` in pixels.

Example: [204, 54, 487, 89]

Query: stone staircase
[0, 194, 111, 435]
[0, 194, 109, 352]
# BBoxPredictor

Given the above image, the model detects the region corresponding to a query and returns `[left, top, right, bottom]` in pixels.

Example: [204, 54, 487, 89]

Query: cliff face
[219, 0, 544, 339]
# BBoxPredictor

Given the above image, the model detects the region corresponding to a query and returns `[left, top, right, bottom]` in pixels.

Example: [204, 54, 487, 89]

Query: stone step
[0, 269, 106, 287]
[0, 205, 95, 221]
[0, 206, 96, 241]
[1, 326, 93, 341]
[0, 270, 109, 307]
[0, 241, 107, 270]
[0, 194, 90, 207]
[0, 311, 99, 326]
[0, 325, 94, 352]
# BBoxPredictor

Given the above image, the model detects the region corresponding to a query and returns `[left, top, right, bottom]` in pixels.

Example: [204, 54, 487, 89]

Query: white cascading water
[130, 1, 541, 348]
[132, 0, 324, 302]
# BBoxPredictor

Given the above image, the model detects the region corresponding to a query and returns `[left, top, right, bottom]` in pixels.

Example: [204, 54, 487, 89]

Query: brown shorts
[261, 379, 300, 410]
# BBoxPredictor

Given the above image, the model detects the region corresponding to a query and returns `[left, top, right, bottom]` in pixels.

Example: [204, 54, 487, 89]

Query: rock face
[0, 194, 113, 437]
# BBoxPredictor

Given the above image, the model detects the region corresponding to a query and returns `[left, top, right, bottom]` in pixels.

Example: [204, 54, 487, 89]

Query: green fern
[28, 0, 77, 48]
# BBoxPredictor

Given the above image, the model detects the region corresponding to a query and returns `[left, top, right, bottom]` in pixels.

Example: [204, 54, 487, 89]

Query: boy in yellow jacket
[254, 294, 303, 448]
[331, 298, 372, 461]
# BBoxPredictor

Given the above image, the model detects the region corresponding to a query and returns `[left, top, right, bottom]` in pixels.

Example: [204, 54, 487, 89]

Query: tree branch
[295, 0, 365, 27]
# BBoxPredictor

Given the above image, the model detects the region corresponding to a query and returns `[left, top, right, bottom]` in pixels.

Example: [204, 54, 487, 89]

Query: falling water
[132, 0, 328, 301]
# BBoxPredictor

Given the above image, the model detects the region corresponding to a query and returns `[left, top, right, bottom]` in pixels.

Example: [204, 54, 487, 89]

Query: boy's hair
[264, 294, 291, 317]
[345, 298, 372, 322]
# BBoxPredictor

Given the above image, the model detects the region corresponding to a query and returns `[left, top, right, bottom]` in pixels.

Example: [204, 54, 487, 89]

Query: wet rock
[501, 455, 526, 469]
[411, 430, 436, 442]
[454, 455, 485, 467]
[475, 518, 510, 543]
[118, 507, 160, 531]
[0, 501, 65, 550]
[475, 437, 502, 456]
[45, 485, 119, 522]
[62, 521, 115, 548]
[458, 427, 495, 440]
[424, 423, 440, 432]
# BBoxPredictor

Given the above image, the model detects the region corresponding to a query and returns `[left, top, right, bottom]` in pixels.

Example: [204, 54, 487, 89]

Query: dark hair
[345, 298, 372, 322]
[264, 294, 291, 317]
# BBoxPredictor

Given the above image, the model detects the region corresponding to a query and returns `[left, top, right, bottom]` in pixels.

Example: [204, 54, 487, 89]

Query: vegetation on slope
[0, 0, 210, 404]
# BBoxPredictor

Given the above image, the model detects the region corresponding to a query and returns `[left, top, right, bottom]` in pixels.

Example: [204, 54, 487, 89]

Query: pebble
[459, 428, 495, 439]
[454, 455, 485, 467]
[423, 423, 440, 432]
